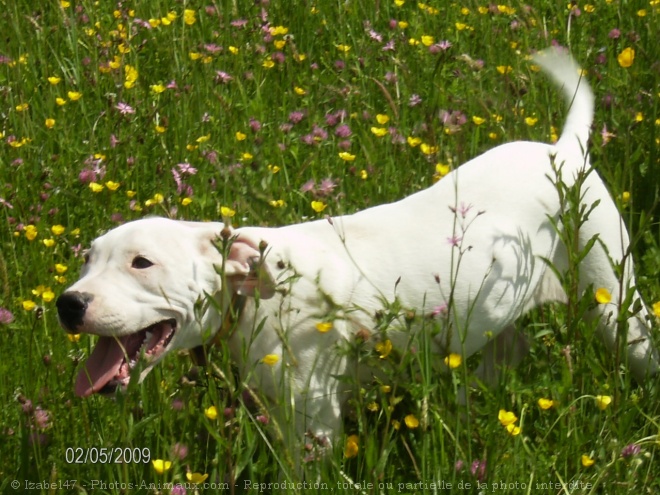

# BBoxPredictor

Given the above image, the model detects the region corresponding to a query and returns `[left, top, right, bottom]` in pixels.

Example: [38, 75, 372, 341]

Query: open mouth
[75, 319, 176, 397]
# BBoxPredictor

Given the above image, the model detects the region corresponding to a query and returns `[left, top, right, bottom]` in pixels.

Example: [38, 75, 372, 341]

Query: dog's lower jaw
[75, 319, 176, 397]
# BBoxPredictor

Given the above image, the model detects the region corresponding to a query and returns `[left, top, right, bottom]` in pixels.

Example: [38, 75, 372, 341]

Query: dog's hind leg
[573, 173, 658, 380]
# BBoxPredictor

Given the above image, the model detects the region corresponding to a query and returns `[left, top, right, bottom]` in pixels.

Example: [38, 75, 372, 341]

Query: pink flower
[300, 179, 315, 193]
[214, 70, 233, 84]
[318, 178, 337, 195]
[115, 102, 135, 114]
[335, 124, 352, 138]
[177, 162, 198, 175]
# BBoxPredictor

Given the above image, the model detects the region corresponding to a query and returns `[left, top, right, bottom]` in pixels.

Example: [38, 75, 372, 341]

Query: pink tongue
[75, 336, 126, 397]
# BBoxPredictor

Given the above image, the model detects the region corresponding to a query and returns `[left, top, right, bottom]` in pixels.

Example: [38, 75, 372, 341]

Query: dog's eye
[83, 252, 90, 264]
[131, 256, 154, 269]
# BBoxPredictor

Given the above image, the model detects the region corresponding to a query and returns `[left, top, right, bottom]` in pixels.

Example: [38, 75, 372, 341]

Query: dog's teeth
[143, 331, 152, 345]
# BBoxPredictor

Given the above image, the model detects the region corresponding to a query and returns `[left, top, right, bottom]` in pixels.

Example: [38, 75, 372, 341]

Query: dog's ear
[193, 222, 275, 299]
[224, 232, 276, 299]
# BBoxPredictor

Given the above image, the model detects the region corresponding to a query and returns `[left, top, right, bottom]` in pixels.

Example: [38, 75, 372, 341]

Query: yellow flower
[311, 201, 327, 213]
[376, 114, 390, 124]
[186, 472, 209, 483]
[16, 103, 29, 112]
[435, 163, 450, 177]
[497, 5, 516, 14]
[652, 301, 660, 318]
[595, 395, 612, 411]
[235, 131, 247, 141]
[262, 59, 275, 69]
[472, 116, 486, 125]
[344, 434, 359, 458]
[220, 206, 236, 218]
[367, 402, 379, 412]
[152, 459, 172, 474]
[51, 225, 65, 236]
[205, 405, 218, 420]
[404, 414, 419, 429]
[380, 385, 391, 393]
[261, 354, 279, 366]
[124, 65, 138, 89]
[360, 169, 368, 180]
[229, 46, 239, 55]
[581, 454, 595, 467]
[315, 322, 333, 333]
[48, 76, 61, 85]
[269, 25, 289, 36]
[42, 239, 56, 248]
[241, 152, 253, 161]
[22, 300, 36, 311]
[40, 288, 55, 302]
[407, 136, 422, 147]
[89, 182, 104, 193]
[496, 65, 513, 75]
[498, 409, 518, 426]
[537, 398, 556, 410]
[371, 127, 388, 137]
[67, 91, 82, 101]
[506, 423, 521, 436]
[444, 353, 462, 369]
[338, 152, 356, 161]
[67, 333, 81, 342]
[617, 47, 635, 68]
[151, 84, 166, 94]
[45, 118, 56, 129]
[420, 143, 438, 155]
[595, 288, 612, 304]
[181, 197, 193, 206]
[24, 225, 38, 240]
[55, 97, 67, 106]
[189, 51, 202, 61]
[294, 86, 306, 95]
[269, 199, 285, 208]
[144, 194, 163, 206]
[336, 44, 351, 53]
[524, 117, 538, 126]
[184, 9, 196, 25]
[196, 134, 211, 143]
[421, 35, 435, 46]
[375, 339, 392, 359]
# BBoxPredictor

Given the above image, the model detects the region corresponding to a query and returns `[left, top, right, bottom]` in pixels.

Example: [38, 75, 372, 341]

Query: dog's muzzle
[56, 291, 93, 332]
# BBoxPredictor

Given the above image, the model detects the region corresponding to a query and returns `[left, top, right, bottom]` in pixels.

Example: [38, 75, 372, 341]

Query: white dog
[57, 49, 657, 451]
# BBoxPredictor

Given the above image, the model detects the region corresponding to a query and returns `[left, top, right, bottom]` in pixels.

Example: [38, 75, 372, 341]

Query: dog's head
[56, 217, 274, 397]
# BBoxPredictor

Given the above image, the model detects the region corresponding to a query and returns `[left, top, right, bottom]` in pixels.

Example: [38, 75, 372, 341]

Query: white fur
[59, 49, 657, 450]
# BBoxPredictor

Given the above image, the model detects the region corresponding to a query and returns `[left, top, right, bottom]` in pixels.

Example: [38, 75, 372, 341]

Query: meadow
[1, 0, 659, 493]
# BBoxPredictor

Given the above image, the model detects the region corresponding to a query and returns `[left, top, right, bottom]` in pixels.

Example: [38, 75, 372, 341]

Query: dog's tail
[533, 48, 594, 156]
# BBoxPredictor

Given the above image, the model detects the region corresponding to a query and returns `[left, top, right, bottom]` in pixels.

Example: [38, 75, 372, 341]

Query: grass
[1, 0, 659, 493]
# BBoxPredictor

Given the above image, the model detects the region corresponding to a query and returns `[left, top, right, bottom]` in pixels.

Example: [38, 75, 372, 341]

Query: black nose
[56, 291, 92, 332]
